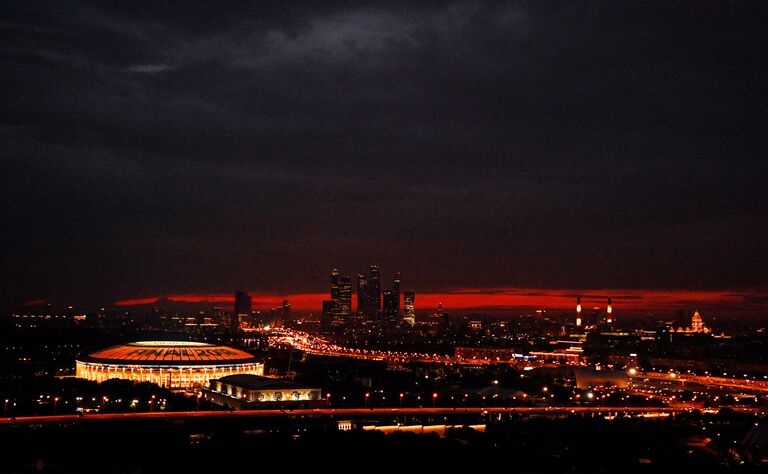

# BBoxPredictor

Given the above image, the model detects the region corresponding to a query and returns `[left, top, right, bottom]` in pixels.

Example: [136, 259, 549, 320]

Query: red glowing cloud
[113, 287, 768, 314]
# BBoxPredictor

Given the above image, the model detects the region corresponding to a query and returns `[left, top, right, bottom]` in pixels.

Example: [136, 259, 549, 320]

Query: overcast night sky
[2, 2, 767, 312]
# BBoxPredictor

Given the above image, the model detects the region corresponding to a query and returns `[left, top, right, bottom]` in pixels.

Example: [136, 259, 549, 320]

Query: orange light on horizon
[111, 287, 768, 314]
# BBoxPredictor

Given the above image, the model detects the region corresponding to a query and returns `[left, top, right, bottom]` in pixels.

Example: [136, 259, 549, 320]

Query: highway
[267, 328, 458, 364]
[641, 372, 768, 394]
[268, 329, 768, 390]
[1, 405, 763, 426]
[265, 327, 527, 365]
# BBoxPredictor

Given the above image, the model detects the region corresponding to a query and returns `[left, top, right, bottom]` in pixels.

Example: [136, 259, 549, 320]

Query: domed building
[669, 310, 710, 334]
[691, 310, 704, 333]
[76, 341, 263, 389]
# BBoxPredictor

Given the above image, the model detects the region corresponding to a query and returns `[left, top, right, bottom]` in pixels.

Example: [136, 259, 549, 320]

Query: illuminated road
[641, 372, 768, 394]
[264, 328, 528, 365]
[1, 406, 763, 426]
[267, 328, 454, 363]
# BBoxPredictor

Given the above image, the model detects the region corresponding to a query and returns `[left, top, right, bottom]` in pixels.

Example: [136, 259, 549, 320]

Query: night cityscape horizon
[2, 1, 768, 472]
[15, 279, 768, 317]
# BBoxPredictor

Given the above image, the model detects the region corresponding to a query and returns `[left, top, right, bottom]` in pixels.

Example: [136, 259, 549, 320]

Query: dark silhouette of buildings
[365, 265, 381, 320]
[383, 290, 398, 324]
[281, 300, 291, 326]
[321, 300, 335, 328]
[393, 272, 401, 314]
[330, 269, 340, 306]
[233, 291, 252, 335]
[357, 274, 367, 319]
[382, 272, 402, 325]
[326, 266, 405, 326]
[337, 276, 352, 321]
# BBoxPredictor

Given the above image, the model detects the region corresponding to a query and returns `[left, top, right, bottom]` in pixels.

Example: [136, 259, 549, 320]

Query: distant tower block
[691, 310, 703, 333]
[403, 291, 415, 326]
[233, 291, 252, 336]
[606, 297, 613, 324]
[576, 296, 582, 327]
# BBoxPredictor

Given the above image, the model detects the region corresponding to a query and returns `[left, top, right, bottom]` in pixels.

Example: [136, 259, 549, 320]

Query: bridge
[1, 405, 763, 426]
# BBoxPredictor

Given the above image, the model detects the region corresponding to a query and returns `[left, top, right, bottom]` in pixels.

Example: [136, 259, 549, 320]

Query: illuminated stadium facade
[75, 341, 264, 390]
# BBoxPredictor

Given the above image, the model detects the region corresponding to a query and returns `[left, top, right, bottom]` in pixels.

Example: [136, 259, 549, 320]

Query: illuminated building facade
[204, 374, 324, 410]
[330, 269, 341, 305]
[669, 310, 710, 334]
[75, 341, 263, 390]
[691, 310, 703, 333]
[403, 291, 415, 326]
[338, 275, 352, 319]
[329, 269, 352, 323]
[455, 347, 533, 363]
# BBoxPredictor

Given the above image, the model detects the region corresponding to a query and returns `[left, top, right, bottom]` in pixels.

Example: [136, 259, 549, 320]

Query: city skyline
[93, 285, 768, 316]
[3, 2, 768, 471]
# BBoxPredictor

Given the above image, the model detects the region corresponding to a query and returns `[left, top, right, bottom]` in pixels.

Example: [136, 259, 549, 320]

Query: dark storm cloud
[1, 1, 767, 307]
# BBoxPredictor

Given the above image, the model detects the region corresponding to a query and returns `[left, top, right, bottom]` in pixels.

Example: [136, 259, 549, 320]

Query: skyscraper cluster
[323, 266, 414, 327]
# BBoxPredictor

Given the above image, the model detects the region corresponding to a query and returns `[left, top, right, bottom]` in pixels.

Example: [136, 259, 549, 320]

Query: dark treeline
[0, 411, 764, 473]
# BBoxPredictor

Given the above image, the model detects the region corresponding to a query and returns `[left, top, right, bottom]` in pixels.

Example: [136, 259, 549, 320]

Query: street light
[365, 392, 370, 408]
[326, 393, 332, 407]
[399, 392, 404, 408]
[432, 392, 438, 407]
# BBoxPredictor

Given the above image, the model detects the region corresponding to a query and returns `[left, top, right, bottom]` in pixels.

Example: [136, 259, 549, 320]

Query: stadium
[75, 341, 264, 390]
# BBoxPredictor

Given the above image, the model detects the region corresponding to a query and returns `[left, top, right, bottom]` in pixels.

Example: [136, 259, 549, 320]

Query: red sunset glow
[112, 288, 768, 314]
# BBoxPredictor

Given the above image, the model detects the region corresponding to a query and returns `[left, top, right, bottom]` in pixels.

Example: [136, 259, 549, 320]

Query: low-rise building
[204, 374, 324, 410]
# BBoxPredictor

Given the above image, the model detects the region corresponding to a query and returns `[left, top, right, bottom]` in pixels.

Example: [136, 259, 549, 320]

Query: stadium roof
[78, 341, 258, 366]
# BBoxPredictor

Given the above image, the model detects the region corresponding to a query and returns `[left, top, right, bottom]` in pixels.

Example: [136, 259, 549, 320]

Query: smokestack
[606, 297, 613, 324]
[576, 296, 582, 327]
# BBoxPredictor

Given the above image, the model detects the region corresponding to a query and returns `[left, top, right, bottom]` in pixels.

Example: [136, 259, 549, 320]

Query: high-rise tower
[357, 274, 368, 318]
[366, 265, 381, 320]
[383, 290, 398, 324]
[403, 291, 415, 326]
[233, 291, 252, 335]
[337, 275, 352, 321]
[393, 271, 401, 316]
[281, 300, 291, 326]
[330, 269, 341, 304]
[606, 297, 613, 324]
[321, 300, 335, 328]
